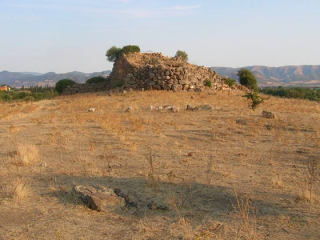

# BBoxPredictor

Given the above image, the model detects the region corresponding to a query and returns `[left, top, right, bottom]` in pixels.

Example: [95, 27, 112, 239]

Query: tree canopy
[237, 69, 258, 92]
[55, 79, 76, 94]
[106, 45, 141, 62]
[86, 76, 107, 84]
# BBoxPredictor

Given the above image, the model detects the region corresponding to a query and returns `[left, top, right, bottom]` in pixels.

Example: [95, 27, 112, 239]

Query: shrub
[261, 87, 320, 102]
[121, 45, 140, 55]
[24, 96, 35, 102]
[86, 76, 107, 84]
[204, 79, 212, 88]
[225, 78, 236, 87]
[175, 50, 188, 62]
[243, 92, 267, 110]
[106, 45, 140, 62]
[150, 57, 160, 66]
[55, 79, 76, 94]
[3, 94, 12, 101]
[237, 69, 259, 92]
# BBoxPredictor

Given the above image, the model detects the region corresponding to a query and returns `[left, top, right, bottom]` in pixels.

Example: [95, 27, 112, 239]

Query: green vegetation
[261, 87, 320, 102]
[106, 45, 141, 62]
[204, 79, 212, 88]
[0, 86, 58, 102]
[150, 57, 160, 66]
[55, 79, 76, 94]
[224, 78, 236, 88]
[175, 50, 188, 62]
[237, 69, 259, 92]
[86, 76, 108, 84]
[243, 92, 267, 110]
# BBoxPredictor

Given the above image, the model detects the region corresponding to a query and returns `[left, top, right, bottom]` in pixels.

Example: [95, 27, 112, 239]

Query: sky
[0, 0, 320, 73]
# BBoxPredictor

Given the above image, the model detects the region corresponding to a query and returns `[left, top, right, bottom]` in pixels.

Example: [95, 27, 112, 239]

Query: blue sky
[1, 0, 320, 73]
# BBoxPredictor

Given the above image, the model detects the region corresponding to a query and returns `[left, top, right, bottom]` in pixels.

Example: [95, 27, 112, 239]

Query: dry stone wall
[112, 53, 226, 92]
[62, 81, 110, 95]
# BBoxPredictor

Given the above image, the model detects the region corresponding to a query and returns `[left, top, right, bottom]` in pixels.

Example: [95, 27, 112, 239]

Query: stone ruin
[62, 52, 237, 95]
[109, 52, 227, 92]
[62, 81, 110, 95]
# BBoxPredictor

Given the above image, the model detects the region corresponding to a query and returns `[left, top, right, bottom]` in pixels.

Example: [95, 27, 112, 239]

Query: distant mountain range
[1, 65, 320, 88]
[0, 70, 111, 87]
[211, 65, 320, 87]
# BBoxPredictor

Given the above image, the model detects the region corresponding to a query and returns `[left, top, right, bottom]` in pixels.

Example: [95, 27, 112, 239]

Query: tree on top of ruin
[175, 50, 188, 62]
[106, 45, 141, 62]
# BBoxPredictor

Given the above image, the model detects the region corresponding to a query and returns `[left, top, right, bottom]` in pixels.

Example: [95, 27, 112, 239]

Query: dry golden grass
[0, 90, 319, 239]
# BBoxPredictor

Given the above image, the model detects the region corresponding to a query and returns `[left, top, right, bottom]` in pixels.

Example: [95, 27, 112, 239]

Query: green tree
[224, 78, 236, 87]
[237, 69, 258, 92]
[175, 50, 188, 62]
[106, 45, 140, 62]
[121, 45, 140, 55]
[106, 46, 122, 62]
[243, 92, 267, 110]
[86, 76, 107, 84]
[55, 79, 76, 94]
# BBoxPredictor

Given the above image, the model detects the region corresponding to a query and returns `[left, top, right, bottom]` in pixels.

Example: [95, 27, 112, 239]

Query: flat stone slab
[72, 185, 125, 211]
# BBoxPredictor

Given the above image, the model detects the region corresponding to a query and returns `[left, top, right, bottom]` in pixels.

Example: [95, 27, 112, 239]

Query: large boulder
[72, 185, 125, 211]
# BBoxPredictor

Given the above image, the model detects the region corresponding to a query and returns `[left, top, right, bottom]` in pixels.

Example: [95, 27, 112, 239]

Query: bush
[106, 45, 140, 62]
[243, 92, 267, 110]
[225, 78, 236, 87]
[55, 79, 76, 94]
[261, 87, 320, 102]
[24, 96, 35, 102]
[121, 45, 140, 55]
[150, 57, 160, 66]
[175, 50, 188, 62]
[237, 69, 258, 92]
[204, 79, 212, 88]
[86, 76, 107, 84]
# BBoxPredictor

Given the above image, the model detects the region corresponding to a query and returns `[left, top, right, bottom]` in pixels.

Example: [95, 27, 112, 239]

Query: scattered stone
[88, 108, 95, 113]
[191, 95, 196, 99]
[188, 152, 195, 157]
[186, 105, 212, 111]
[166, 105, 179, 112]
[170, 106, 180, 113]
[236, 119, 247, 125]
[72, 185, 125, 212]
[125, 106, 133, 112]
[155, 106, 163, 111]
[262, 111, 275, 119]
[123, 90, 128, 94]
[147, 201, 169, 211]
[265, 124, 272, 130]
[114, 188, 138, 208]
[148, 105, 154, 110]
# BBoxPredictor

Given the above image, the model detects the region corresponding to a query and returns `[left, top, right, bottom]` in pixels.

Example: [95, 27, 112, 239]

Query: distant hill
[211, 65, 320, 87]
[0, 70, 111, 87]
[3, 65, 320, 88]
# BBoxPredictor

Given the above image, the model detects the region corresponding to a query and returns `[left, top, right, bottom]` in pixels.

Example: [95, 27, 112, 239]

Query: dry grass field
[0, 90, 319, 240]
